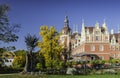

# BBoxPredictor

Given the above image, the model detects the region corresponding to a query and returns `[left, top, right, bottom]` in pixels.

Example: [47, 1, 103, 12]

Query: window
[10, 60, 12, 62]
[96, 36, 99, 40]
[91, 45, 95, 51]
[100, 56, 104, 60]
[96, 31, 99, 34]
[5, 60, 9, 62]
[99, 45, 104, 51]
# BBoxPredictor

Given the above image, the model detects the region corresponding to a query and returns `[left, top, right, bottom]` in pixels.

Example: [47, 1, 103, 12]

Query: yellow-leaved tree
[38, 26, 63, 69]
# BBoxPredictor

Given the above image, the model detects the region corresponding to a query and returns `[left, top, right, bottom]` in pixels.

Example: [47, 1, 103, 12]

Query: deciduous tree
[38, 26, 63, 69]
[0, 4, 20, 43]
[12, 50, 26, 68]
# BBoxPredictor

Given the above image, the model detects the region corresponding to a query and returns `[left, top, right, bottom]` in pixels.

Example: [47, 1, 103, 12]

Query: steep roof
[109, 33, 120, 42]
[71, 33, 81, 39]
[85, 27, 94, 34]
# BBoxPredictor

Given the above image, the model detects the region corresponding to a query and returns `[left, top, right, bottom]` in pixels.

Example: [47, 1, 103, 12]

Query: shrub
[36, 63, 42, 70]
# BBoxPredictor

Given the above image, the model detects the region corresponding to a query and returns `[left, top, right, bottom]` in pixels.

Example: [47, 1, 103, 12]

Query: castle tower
[60, 16, 72, 49]
[60, 16, 72, 60]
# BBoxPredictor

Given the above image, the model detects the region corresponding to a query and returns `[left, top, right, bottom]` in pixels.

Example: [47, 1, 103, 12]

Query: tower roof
[64, 16, 69, 27]
[61, 16, 71, 34]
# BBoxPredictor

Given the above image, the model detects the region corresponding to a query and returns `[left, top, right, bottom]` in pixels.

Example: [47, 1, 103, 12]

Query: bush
[0, 66, 23, 74]
[36, 63, 42, 70]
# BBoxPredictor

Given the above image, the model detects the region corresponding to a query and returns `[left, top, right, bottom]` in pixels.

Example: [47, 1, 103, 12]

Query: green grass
[48, 75, 120, 78]
[0, 74, 120, 78]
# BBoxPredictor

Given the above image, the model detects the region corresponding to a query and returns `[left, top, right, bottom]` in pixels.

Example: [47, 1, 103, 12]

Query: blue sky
[0, 0, 120, 50]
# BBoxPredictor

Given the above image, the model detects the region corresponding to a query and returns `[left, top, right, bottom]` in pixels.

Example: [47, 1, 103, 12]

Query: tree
[0, 48, 6, 57]
[24, 34, 39, 72]
[35, 52, 45, 70]
[12, 50, 26, 68]
[38, 26, 63, 69]
[0, 4, 20, 43]
[4, 46, 16, 52]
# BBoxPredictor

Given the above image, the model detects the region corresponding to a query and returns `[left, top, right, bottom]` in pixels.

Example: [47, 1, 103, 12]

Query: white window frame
[91, 45, 95, 51]
[100, 45, 104, 51]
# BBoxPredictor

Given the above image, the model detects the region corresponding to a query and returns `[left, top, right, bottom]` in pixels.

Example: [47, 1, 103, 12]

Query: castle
[60, 16, 120, 61]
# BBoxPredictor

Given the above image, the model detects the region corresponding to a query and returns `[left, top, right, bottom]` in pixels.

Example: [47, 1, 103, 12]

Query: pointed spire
[64, 16, 69, 27]
[81, 19, 85, 32]
[81, 19, 86, 42]
[95, 21, 99, 26]
[95, 21, 99, 29]
[73, 24, 75, 33]
[118, 25, 120, 33]
[82, 19, 84, 27]
[75, 24, 78, 33]
[102, 19, 107, 28]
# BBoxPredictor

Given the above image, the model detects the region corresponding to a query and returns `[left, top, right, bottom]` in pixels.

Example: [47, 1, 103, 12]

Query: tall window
[99, 45, 104, 51]
[96, 36, 99, 40]
[91, 45, 95, 51]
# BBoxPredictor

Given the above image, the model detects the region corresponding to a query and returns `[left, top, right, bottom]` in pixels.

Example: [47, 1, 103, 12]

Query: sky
[0, 0, 120, 50]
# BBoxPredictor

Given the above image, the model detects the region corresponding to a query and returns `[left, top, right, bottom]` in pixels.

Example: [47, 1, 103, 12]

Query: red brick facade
[60, 16, 120, 61]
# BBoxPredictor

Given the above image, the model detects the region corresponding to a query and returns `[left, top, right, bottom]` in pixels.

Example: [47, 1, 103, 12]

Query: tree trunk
[24, 53, 29, 72]
[30, 53, 33, 72]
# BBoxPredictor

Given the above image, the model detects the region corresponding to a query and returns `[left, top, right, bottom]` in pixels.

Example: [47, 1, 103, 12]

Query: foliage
[35, 52, 45, 69]
[14, 50, 26, 56]
[38, 26, 63, 69]
[0, 4, 20, 43]
[12, 56, 24, 68]
[24, 34, 39, 72]
[12, 50, 26, 68]
[36, 63, 42, 70]
[25, 34, 39, 52]
[0, 48, 6, 57]
[4, 46, 16, 52]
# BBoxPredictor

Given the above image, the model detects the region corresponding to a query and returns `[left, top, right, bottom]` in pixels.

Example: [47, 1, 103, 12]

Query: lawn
[0, 74, 120, 78]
